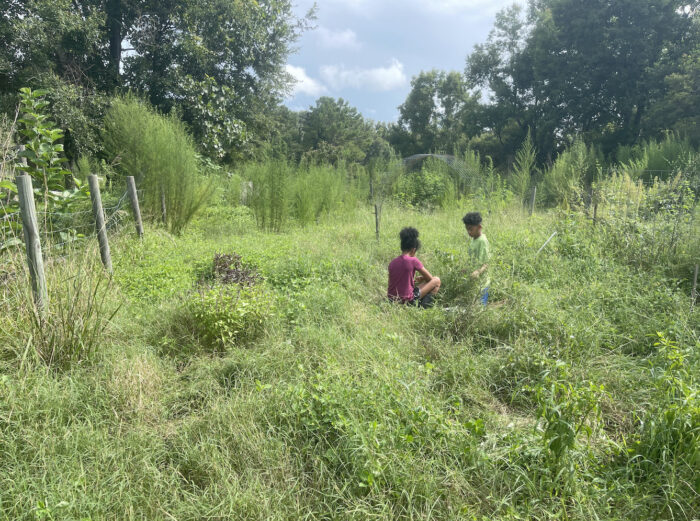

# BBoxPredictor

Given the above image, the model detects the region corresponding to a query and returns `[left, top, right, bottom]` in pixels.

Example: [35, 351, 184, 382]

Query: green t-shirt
[468, 234, 491, 288]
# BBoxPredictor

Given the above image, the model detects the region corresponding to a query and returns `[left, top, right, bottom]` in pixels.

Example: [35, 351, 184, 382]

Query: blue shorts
[479, 287, 489, 306]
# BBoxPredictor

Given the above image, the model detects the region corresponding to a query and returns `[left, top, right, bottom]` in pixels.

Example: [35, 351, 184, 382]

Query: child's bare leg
[418, 276, 441, 297]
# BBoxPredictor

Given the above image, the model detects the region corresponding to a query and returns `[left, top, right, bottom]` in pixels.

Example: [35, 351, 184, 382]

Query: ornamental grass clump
[103, 96, 213, 234]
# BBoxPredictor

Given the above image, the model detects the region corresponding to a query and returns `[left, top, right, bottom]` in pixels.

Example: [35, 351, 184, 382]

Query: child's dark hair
[399, 227, 421, 252]
[462, 212, 482, 227]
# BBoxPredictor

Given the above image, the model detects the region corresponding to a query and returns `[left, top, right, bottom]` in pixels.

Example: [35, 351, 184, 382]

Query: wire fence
[1, 184, 143, 254]
[1, 164, 698, 311]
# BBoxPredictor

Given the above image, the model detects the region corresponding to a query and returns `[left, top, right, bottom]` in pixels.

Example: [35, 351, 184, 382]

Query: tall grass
[103, 97, 213, 234]
[540, 140, 599, 208]
[241, 161, 361, 230]
[1, 246, 120, 369]
[615, 133, 696, 182]
[0, 171, 697, 520]
[594, 170, 699, 280]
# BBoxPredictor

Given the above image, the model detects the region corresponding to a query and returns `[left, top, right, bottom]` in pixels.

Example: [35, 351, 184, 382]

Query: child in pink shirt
[387, 227, 441, 307]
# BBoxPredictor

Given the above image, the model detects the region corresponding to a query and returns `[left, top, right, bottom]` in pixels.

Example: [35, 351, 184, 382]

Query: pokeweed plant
[15, 87, 89, 244]
[529, 361, 605, 494]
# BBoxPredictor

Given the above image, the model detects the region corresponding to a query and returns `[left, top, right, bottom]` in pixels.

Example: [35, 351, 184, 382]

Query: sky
[284, 0, 519, 123]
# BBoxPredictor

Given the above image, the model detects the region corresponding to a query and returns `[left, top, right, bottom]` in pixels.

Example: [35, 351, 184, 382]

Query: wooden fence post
[126, 176, 143, 238]
[88, 175, 112, 273]
[16, 174, 48, 313]
[374, 203, 381, 240]
[160, 188, 167, 225]
[529, 185, 537, 216]
[593, 202, 598, 226]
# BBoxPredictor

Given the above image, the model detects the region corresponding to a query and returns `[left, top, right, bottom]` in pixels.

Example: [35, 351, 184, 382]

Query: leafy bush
[14, 87, 91, 246]
[540, 140, 599, 208]
[185, 284, 273, 350]
[531, 370, 604, 488]
[627, 333, 699, 478]
[395, 164, 454, 210]
[431, 248, 480, 306]
[103, 96, 213, 234]
[42, 75, 111, 162]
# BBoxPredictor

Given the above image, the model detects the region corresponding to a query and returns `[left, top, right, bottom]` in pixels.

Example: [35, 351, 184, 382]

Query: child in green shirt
[462, 212, 490, 306]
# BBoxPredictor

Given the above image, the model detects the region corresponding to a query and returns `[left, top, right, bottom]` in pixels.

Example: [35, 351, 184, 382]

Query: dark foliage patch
[211, 252, 261, 287]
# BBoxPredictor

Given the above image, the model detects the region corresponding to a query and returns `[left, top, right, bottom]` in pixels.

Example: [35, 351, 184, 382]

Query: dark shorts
[407, 286, 421, 305]
[388, 286, 421, 305]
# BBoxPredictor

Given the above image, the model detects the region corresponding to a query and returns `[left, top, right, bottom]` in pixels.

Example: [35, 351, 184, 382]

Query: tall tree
[394, 70, 481, 156]
[528, 0, 695, 149]
[465, 0, 697, 161]
[300, 97, 375, 164]
[0, 0, 314, 159]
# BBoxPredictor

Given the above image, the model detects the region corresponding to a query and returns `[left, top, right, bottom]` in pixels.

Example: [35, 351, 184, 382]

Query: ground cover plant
[0, 179, 697, 519]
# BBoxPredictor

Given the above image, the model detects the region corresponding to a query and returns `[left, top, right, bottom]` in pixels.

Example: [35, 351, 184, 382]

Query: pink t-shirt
[387, 254, 424, 301]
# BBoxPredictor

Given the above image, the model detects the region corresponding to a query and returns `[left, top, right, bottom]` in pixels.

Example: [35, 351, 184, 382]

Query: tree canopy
[389, 0, 699, 166]
[0, 0, 314, 159]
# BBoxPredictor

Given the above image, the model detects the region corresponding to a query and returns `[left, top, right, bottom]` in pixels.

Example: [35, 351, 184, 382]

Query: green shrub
[103, 96, 213, 234]
[42, 75, 111, 162]
[431, 248, 480, 306]
[185, 285, 273, 349]
[627, 333, 699, 477]
[540, 140, 598, 208]
[395, 164, 454, 210]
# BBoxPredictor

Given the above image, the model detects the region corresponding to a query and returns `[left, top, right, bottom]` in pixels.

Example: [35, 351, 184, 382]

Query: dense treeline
[0, 0, 314, 162]
[388, 0, 700, 166]
[1, 0, 698, 169]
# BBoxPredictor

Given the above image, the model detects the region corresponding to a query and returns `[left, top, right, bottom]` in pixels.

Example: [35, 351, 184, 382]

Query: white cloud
[316, 0, 516, 17]
[420, 0, 516, 15]
[317, 27, 361, 49]
[320, 59, 407, 92]
[285, 64, 326, 97]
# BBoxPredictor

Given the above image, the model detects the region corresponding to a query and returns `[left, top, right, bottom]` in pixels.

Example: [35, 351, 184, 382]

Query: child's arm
[470, 263, 488, 279]
[416, 266, 434, 283]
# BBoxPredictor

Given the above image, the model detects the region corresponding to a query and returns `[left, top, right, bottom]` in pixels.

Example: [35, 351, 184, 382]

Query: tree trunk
[107, 0, 122, 87]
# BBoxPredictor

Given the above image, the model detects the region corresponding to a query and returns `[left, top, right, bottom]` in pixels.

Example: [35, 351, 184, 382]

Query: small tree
[368, 156, 402, 239]
[15, 87, 89, 243]
[510, 129, 537, 202]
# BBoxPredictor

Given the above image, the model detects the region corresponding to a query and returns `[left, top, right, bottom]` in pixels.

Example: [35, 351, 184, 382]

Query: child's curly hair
[399, 227, 421, 252]
[462, 212, 482, 226]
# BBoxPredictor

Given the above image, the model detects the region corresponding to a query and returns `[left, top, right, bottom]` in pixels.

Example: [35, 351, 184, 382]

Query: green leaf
[0, 238, 22, 251]
[0, 181, 17, 193]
